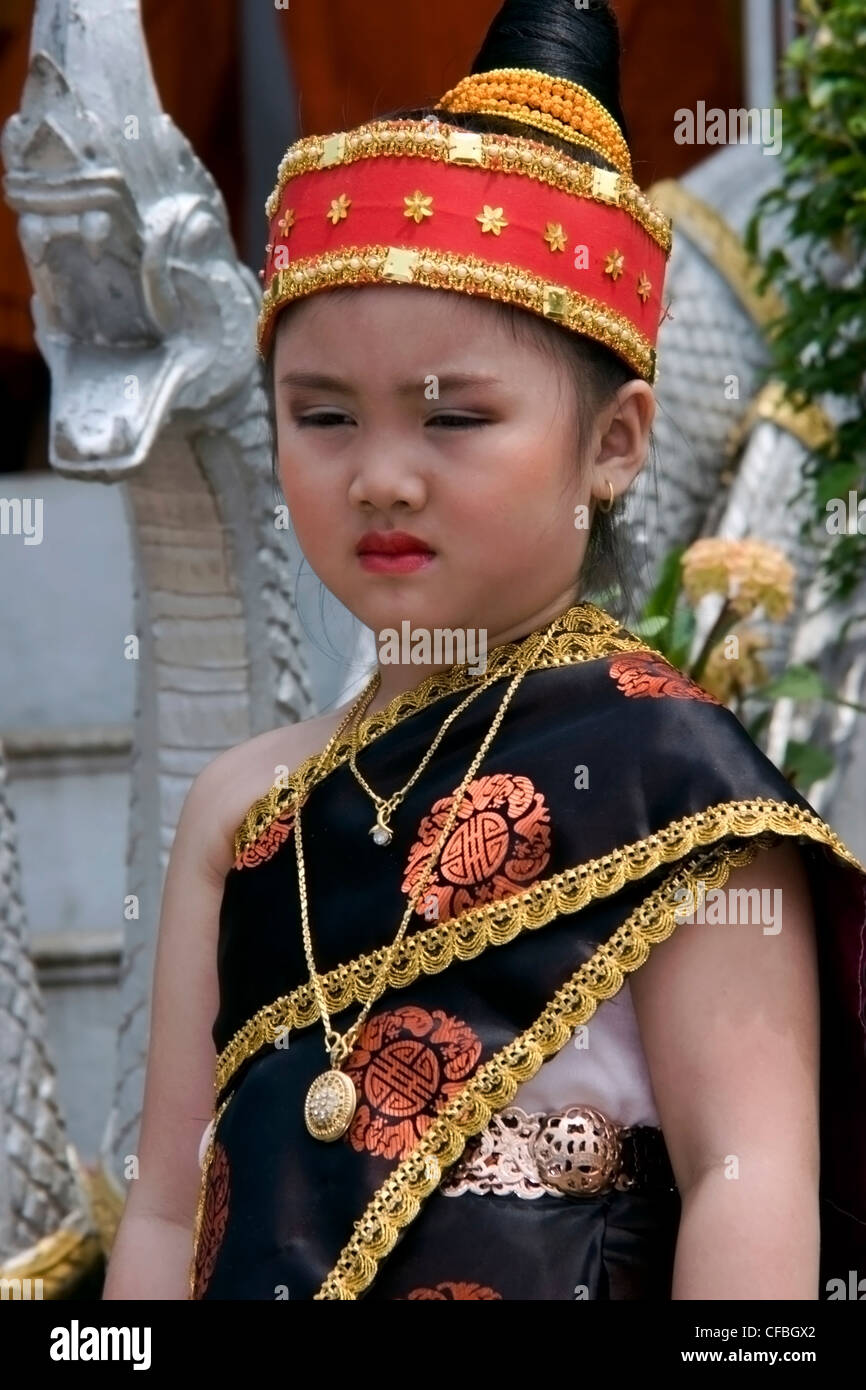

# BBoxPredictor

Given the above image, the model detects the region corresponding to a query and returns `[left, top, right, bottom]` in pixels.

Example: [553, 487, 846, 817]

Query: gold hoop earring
[598, 478, 615, 513]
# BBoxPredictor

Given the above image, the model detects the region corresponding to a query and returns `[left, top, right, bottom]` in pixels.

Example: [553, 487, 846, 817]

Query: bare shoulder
[184, 698, 357, 880]
[631, 838, 815, 1003]
[629, 837, 819, 1192]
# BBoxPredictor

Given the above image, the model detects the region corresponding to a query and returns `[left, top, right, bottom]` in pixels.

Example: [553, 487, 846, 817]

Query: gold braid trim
[233, 601, 657, 860]
[188, 1092, 234, 1298]
[216, 796, 863, 1096]
[265, 120, 672, 251]
[315, 837, 776, 1298]
[258, 244, 657, 381]
[457, 107, 624, 174]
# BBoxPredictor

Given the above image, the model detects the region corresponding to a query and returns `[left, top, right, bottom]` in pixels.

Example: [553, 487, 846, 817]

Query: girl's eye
[293, 412, 489, 429]
[295, 412, 352, 427]
[428, 414, 489, 429]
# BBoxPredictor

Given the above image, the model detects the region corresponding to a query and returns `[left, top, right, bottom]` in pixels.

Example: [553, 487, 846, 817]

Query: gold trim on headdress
[259, 118, 671, 381]
[264, 120, 669, 250]
[434, 67, 632, 180]
[258, 243, 658, 380]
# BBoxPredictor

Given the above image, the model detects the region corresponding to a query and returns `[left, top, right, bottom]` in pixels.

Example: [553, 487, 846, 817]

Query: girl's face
[273, 285, 644, 641]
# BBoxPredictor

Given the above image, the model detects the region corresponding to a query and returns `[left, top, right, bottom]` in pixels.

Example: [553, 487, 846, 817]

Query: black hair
[263, 0, 655, 622]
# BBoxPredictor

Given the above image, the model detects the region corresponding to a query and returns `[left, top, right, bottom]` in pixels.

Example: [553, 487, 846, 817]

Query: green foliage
[758, 664, 830, 701]
[743, 0, 866, 600]
[781, 739, 836, 786]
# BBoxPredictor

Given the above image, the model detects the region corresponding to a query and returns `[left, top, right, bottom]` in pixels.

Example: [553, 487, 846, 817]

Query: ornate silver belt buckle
[531, 1104, 622, 1196]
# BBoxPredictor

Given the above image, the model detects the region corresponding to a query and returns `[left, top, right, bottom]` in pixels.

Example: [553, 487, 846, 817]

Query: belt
[439, 1103, 678, 1200]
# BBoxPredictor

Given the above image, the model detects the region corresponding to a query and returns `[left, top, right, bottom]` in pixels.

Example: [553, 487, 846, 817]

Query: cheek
[276, 467, 336, 568]
[278, 485, 344, 583]
[459, 437, 579, 529]
[479, 494, 572, 549]
[276, 435, 337, 511]
[275, 443, 349, 560]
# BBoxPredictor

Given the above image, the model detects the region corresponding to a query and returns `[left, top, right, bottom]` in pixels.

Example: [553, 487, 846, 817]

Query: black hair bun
[464, 0, 629, 161]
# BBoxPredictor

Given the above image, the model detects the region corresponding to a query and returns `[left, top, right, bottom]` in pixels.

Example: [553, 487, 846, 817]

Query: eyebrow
[276, 371, 503, 396]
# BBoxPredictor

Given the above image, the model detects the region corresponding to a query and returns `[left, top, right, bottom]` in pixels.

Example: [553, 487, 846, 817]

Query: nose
[347, 438, 428, 512]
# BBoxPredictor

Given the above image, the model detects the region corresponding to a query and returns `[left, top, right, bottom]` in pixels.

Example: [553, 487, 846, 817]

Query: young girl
[103, 0, 866, 1301]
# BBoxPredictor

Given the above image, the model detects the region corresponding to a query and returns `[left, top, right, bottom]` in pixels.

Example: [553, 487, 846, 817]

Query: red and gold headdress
[258, 68, 672, 383]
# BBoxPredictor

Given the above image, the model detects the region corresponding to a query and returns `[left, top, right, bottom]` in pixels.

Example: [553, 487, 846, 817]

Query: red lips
[356, 530, 434, 556]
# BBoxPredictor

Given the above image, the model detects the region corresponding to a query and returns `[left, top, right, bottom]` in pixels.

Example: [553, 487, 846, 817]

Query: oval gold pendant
[304, 1068, 357, 1142]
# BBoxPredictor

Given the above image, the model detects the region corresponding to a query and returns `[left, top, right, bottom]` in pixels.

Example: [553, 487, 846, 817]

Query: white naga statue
[1, 0, 863, 1294]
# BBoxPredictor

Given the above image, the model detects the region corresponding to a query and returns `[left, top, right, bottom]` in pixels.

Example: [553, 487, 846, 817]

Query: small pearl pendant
[370, 811, 392, 846]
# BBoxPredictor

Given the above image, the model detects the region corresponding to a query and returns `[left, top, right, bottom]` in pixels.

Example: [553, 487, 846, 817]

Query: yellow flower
[681, 538, 795, 621]
[701, 626, 771, 702]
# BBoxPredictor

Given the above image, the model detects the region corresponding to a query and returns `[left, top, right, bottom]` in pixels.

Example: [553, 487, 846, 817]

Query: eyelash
[294, 412, 490, 430]
[430, 415, 490, 429]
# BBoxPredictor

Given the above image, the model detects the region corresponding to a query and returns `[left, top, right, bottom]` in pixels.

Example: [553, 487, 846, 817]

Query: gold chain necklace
[348, 667, 502, 846]
[296, 617, 559, 1141]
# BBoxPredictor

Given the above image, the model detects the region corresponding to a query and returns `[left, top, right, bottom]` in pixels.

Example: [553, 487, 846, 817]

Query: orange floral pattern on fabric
[402, 1281, 503, 1299]
[607, 652, 724, 705]
[233, 810, 295, 871]
[402, 773, 552, 923]
[344, 1005, 483, 1161]
[192, 1141, 230, 1299]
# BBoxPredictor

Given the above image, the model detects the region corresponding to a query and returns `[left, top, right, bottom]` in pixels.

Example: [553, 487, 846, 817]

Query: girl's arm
[102, 752, 236, 1300]
[629, 839, 820, 1300]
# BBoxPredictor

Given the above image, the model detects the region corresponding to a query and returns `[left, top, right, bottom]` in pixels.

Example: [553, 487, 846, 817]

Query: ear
[587, 380, 656, 507]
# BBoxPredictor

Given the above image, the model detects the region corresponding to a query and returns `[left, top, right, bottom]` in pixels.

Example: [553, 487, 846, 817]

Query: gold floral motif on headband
[604, 249, 625, 280]
[326, 193, 352, 224]
[264, 121, 672, 253]
[476, 205, 508, 235]
[543, 222, 568, 252]
[404, 191, 434, 223]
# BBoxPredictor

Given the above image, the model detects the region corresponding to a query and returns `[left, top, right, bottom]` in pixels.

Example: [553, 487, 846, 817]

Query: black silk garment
[190, 602, 866, 1300]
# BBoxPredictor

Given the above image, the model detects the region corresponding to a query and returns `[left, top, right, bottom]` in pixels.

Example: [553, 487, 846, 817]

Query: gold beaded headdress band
[258, 70, 672, 383]
[434, 67, 632, 178]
